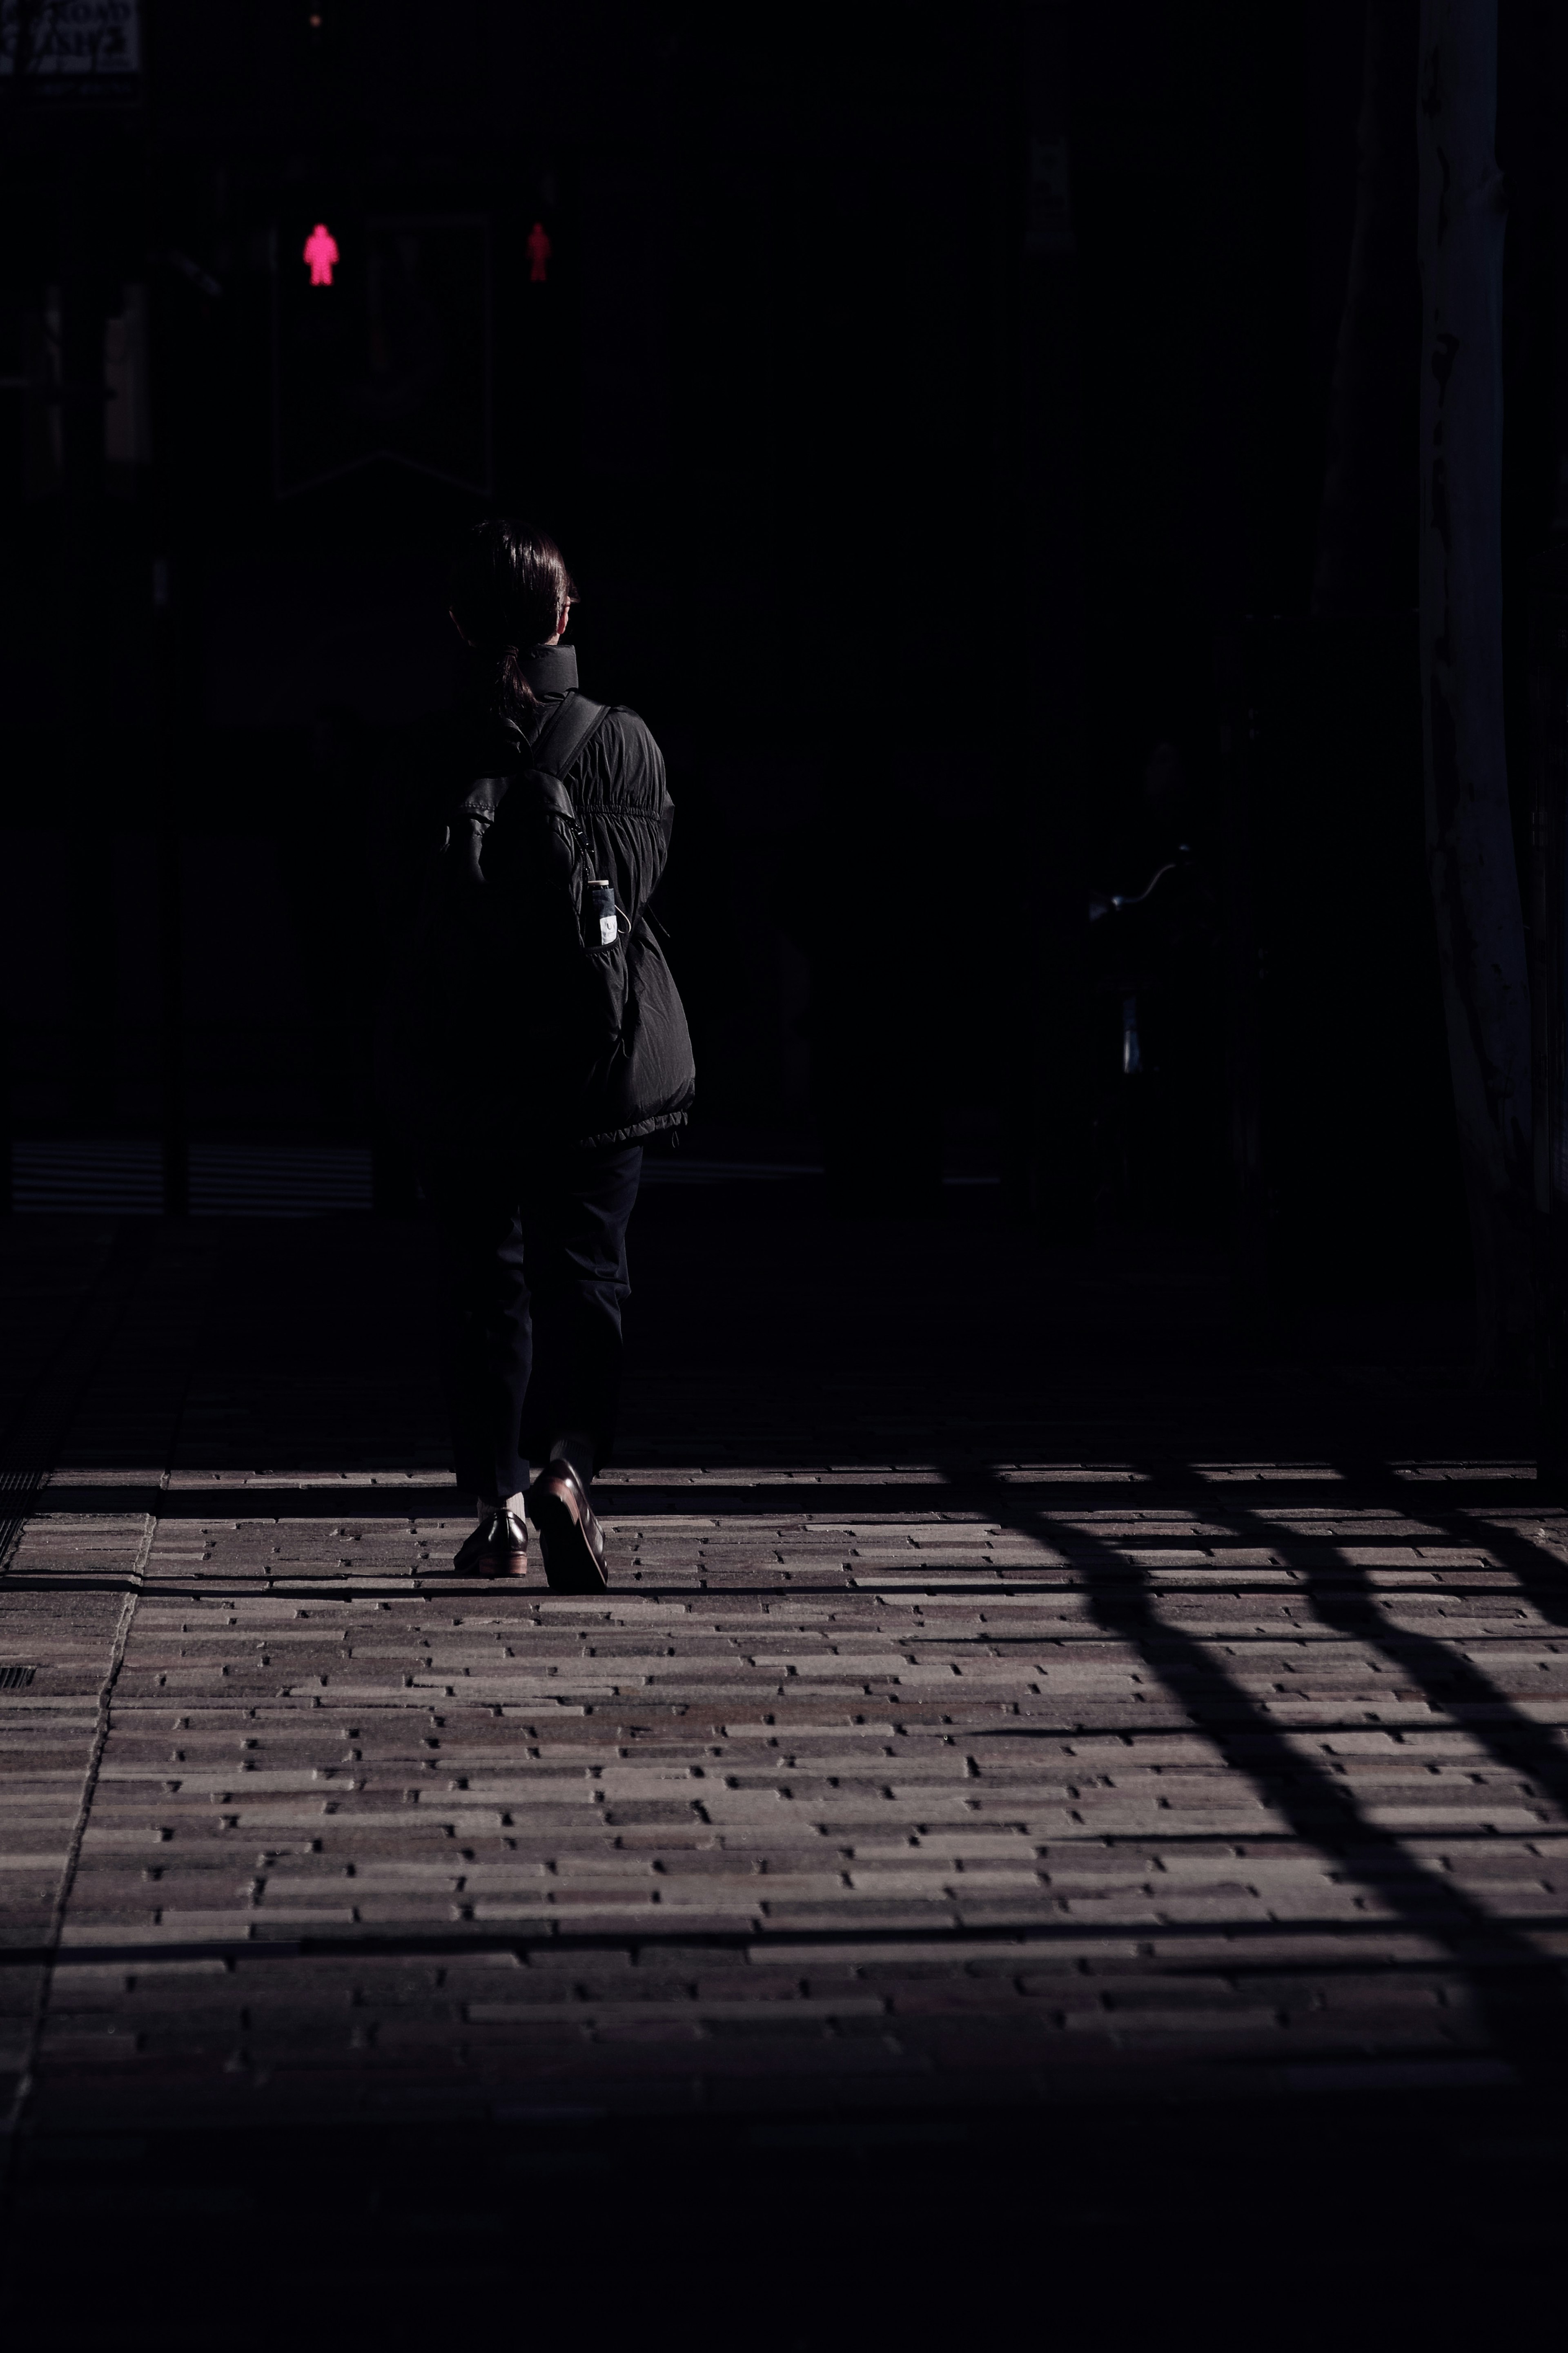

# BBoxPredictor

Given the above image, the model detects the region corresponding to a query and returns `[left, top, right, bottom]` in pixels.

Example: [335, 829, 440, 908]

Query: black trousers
[425, 1142, 643, 1501]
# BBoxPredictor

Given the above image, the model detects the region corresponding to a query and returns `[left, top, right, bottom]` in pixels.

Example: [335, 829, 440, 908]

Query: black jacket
[489, 643, 694, 1147]
[383, 644, 695, 1155]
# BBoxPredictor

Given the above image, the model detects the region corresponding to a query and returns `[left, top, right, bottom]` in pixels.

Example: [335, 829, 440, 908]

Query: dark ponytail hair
[449, 519, 577, 721]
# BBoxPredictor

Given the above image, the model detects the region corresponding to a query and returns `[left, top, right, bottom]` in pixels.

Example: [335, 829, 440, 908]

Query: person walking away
[383, 521, 694, 1589]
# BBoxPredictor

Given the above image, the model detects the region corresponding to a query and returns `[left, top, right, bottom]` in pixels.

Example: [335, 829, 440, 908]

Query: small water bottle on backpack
[584, 879, 619, 950]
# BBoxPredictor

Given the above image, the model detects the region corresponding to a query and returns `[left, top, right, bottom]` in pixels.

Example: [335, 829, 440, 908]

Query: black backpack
[379, 691, 697, 1155]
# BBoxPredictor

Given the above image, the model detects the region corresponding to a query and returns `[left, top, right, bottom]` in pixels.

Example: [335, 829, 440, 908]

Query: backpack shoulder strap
[514, 697, 615, 885]
[455, 694, 612, 832]
[527, 692, 611, 792]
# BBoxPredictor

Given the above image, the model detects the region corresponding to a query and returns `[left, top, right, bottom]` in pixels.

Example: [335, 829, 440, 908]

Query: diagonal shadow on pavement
[948, 1455, 1568, 2087]
[1212, 1462, 1568, 1828]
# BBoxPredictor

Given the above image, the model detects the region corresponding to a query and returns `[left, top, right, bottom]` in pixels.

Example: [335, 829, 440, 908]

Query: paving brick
[6, 1229, 1568, 2138]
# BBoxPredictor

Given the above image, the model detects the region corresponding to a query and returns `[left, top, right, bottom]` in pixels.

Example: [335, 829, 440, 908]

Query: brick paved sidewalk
[1, 1205, 1564, 2345]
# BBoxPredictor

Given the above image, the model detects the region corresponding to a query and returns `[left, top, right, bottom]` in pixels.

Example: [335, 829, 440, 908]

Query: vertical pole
[1417, 0, 1533, 1378]
[1012, 4, 1088, 1233]
[153, 552, 187, 1217]
[1531, 588, 1568, 1480]
[0, 1013, 12, 1216]
[1218, 621, 1269, 1331]
[140, 6, 186, 1222]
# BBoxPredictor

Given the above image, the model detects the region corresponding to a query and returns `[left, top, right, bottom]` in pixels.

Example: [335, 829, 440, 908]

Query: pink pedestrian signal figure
[526, 221, 552, 285]
[303, 223, 339, 288]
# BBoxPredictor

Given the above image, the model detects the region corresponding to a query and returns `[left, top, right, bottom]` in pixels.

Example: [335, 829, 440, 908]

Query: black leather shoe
[453, 1505, 528, 1577]
[526, 1460, 609, 1593]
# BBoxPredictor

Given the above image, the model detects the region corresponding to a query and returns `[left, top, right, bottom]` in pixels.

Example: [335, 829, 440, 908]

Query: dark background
[4, 18, 1568, 2330]
[2, 0, 1567, 1290]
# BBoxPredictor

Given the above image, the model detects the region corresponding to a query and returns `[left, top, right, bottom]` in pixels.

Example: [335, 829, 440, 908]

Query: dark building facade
[3, 2, 1565, 1276]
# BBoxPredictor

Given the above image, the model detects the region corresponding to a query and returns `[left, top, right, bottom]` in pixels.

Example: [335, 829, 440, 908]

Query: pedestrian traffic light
[272, 211, 492, 496]
[303, 222, 339, 287]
